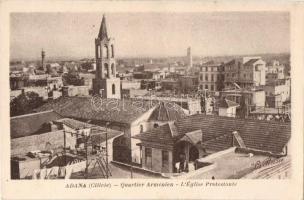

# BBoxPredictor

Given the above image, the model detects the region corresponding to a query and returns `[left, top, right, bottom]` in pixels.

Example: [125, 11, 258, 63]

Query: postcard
[0, 0, 303, 199]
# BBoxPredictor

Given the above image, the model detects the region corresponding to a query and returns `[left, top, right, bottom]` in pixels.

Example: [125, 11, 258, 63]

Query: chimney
[232, 131, 236, 147]
[49, 121, 59, 132]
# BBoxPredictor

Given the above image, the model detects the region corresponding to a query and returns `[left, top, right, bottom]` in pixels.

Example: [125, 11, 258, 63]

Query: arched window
[111, 63, 115, 76]
[140, 125, 143, 133]
[102, 45, 107, 58]
[111, 44, 114, 58]
[153, 123, 159, 128]
[104, 45, 109, 59]
[104, 63, 109, 78]
[97, 45, 101, 58]
[112, 84, 115, 95]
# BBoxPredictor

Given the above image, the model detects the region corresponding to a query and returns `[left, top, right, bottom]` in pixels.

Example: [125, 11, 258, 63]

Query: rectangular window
[211, 85, 214, 91]
[205, 75, 208, 81]
[211, 67, 213, 72]
[211, 74, 214, 81]
[205, 85, 208, 90]
[162, 150, 169, 167]
[145, 148, 152, 157]
[206, 67, 208, 72]
[145, 148, 152, 169]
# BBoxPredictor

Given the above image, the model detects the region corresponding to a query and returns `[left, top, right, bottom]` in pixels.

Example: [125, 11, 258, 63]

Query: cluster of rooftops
[134, 114, 290, 155]
[11, 96, 291, 156]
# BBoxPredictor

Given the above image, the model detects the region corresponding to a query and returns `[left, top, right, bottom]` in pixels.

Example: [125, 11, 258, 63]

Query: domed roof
[149, 101, 187, 122]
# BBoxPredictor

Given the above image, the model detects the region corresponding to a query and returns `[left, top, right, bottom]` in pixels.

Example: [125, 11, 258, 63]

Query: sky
[10, 12, 290, 60]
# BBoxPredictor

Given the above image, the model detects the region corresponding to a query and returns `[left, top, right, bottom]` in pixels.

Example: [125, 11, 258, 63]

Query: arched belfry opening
[111, 44, 114, 58]
[104, 63, 109, 78]
[111, 63, 115, 76]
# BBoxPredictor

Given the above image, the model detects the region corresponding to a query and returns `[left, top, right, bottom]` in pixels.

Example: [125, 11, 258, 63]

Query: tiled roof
[55, 118, 95, 130]
[134, 114, 291, 154]
[175, 114, 291, 154]
[10, 110, 63, 139]
[133, 123, 175, 146]
[202, 133, 232, 152]
[179, 130, 202, 145]
[201, 62, 223, 67]
[148, 101, 186, 122]
[219, 99, 239, 108]
[55, 118, 123, 145]
[56, 117, 122, 141]
[89, 126, 123, 146]
[34, 97, 154, 124]
[243, 59, 260, 66]
[225, 59, 237, 65]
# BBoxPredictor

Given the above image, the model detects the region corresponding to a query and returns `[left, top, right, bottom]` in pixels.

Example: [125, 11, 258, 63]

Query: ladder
[91, 159, 105, 178]
[99, 156, 112, 177]
[90, 156, 112, 178]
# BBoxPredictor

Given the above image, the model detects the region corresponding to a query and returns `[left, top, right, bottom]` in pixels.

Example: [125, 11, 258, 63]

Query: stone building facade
[224, 57, 266, 89]
[198, 62, 224, 92]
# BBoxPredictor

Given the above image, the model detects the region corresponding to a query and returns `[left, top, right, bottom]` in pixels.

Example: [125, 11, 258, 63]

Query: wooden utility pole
[85, 134, 88, 179]
[63, 129, 66, 165]
[105, 122, 110, 179]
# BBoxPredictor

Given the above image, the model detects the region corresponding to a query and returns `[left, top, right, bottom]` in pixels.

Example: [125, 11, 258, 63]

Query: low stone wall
[198, 147, 236, 162]
[170, 163, 217, 179]
[11, 130, 76, 155]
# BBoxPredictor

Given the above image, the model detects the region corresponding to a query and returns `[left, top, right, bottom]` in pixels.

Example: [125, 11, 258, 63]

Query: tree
[10, 91, 44, 116]
[62, 72, 84, 86]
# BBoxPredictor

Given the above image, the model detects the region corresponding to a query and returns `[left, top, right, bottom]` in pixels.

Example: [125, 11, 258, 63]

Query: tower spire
[98, 14, 108, 40]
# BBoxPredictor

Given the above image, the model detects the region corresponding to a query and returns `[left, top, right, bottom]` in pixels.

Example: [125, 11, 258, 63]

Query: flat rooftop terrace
[174, 148, 279, 180]
[191, 151, 267, 179]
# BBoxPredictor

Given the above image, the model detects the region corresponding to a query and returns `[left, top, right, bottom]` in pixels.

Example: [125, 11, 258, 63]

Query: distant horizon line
[10, 52, 290, 62]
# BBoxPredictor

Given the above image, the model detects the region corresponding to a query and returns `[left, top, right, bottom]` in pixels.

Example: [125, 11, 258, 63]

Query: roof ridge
[168, 122, 177, 138]
[11, 110, 54, 119]
[164, 102, 171, 121]
[51, 110, 63, 118]
[203, 132, 231, 145]
[178, 113, 291, 125]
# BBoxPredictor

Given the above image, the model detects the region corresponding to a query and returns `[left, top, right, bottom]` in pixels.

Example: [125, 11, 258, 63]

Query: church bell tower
[93, 15, 121, 99]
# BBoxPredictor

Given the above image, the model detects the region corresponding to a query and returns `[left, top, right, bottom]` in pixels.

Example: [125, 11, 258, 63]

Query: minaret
[187, 47, 192, 71]
[41, 49, 46, 71]
[93, 15, 121, 99]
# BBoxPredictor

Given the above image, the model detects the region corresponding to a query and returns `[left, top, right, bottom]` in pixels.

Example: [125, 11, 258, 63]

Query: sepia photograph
[9, 11, 292, 180]
[1, 1, 304, 200]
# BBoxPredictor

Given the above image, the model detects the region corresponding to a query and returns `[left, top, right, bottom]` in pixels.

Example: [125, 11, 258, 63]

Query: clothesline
[32, 160, 86, 179]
